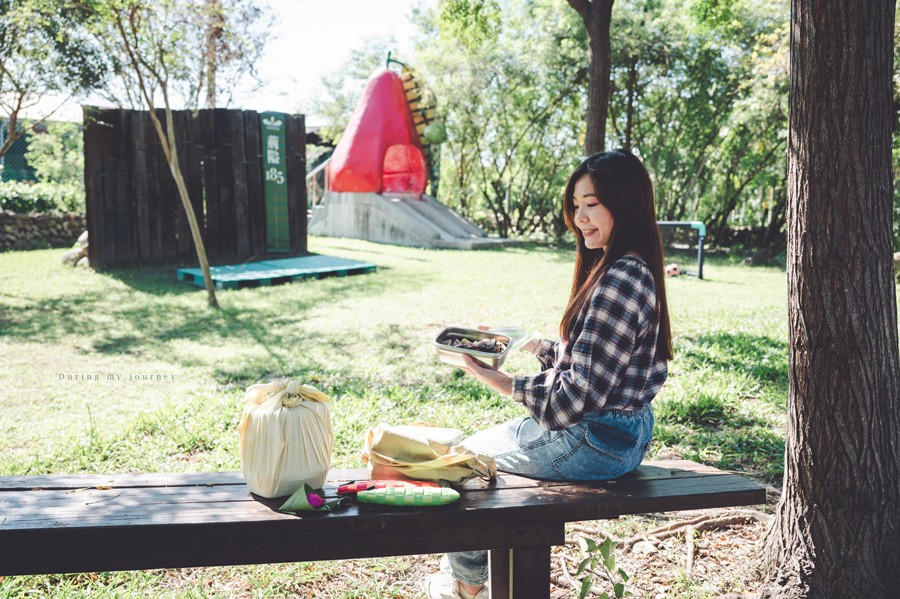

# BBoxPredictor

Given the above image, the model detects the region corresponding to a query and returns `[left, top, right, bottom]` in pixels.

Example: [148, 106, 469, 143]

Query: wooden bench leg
[489, 545, 551, 599]
[488, 549, 511, 598]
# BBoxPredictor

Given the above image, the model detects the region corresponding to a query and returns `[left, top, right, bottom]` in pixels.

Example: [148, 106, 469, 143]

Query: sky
[235, 0, 434, 119]
[24, 0, 434, 124]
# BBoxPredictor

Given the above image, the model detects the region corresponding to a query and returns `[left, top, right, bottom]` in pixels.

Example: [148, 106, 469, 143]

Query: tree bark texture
[759, 1, 900, 597]
[567, 0, 613, 155]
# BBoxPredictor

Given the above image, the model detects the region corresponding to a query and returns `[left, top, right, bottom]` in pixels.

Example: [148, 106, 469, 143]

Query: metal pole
[697, 235, 705, 280]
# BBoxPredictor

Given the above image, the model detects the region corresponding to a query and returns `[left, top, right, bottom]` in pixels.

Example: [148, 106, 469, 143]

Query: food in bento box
[445, 337, 508, 354]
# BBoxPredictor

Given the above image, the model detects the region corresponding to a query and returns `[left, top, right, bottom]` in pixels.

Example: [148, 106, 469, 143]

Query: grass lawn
[0, 236, 789, 597]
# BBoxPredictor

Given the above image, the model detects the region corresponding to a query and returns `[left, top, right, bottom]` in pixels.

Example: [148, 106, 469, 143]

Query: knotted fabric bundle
[237, 380, 333, 498]
[362, 422, 497, 485]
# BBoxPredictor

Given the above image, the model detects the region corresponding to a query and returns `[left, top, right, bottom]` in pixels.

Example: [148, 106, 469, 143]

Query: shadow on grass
[677, 330, 788, 388]
[0, 261, 434, 358]
[92, 259, 200, 296]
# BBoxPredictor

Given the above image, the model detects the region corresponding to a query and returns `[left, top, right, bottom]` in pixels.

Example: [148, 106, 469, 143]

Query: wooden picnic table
[0, 460, 766, 598]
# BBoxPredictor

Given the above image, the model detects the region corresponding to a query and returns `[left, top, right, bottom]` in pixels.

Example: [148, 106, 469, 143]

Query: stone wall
[0, 211, 86, 252]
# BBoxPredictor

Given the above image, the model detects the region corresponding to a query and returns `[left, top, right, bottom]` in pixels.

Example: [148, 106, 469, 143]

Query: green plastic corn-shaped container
[356, 486, 460, 506]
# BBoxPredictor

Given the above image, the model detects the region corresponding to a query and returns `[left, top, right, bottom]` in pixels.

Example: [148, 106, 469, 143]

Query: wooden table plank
[0, 469, 366, 491]
[0, 461, 767, 579]
[0, 472, 764, 530]
[0, 461, 722, 492]
[0, 517, 565, 576]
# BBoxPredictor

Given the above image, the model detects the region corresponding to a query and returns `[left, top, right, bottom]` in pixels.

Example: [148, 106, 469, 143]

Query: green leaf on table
[279, 483, 349, 513]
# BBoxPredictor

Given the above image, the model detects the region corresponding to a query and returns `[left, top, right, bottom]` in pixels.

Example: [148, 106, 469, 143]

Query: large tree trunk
[757, 1, 900, 597]
[567, 0, 614, 155]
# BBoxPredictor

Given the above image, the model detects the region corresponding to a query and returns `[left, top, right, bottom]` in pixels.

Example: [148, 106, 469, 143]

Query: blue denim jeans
[447, 406, 654, 586]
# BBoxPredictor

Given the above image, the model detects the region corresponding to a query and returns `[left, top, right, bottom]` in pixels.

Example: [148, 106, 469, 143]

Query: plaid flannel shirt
[511, 255, 668, 431]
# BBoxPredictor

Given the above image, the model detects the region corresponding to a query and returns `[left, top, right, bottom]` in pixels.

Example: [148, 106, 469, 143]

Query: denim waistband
[593, 404, 654, 419]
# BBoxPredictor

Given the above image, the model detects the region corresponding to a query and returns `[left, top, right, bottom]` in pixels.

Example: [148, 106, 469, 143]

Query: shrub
[0, 181, 84, 214]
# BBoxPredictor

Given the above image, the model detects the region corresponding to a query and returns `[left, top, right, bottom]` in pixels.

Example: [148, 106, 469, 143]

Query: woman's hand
[457, 354, 514, 395]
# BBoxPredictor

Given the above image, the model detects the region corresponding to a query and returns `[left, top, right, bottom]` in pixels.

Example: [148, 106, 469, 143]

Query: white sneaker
[423, 557, 489, 599]
[439, 554, 453, 575]
[423, 571, 458, 599]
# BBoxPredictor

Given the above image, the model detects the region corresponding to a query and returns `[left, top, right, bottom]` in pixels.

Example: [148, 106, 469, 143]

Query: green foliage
[303, 0, 792, 248]
[0, 0, 106, 96]
[84, 0, 199, 109]
[438, 0, 502, 49]
[689, 0, 741, 32]
[576, 537, 632, 599]
[607, 0, 789, 244]
[24, 120, 84, 190]
[0, 0, 106, 162]
[0, 180, 83, 213]
[414, 0, 586, 239]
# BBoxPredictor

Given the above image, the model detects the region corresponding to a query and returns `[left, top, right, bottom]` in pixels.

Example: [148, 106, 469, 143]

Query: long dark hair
[560, 149, 673, 361]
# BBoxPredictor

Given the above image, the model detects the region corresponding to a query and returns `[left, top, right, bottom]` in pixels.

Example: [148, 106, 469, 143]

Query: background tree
[24, 121, 84, 193]
[565, 0, 615, 155]
[606, 0, 788, 248]
[0, 0, 104, 162]
[310, 0, 792, 251]
[189, 0, 273, 109]
[757, 0, 900, 595]
[420, 0, 586, 238]
[88, 0, 219, 308]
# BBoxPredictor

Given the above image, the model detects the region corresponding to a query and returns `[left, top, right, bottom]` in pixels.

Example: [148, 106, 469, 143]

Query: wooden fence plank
[185, 110, 205, 257]
[172, 110, 191, 256]
[230, 110, 250, 256]
[285, 113, 307, 256]
[156, 109, 178, 258]
[142, 111, 160, 260]
[200, 109, 221, 258]
[117, 110, 136, 263]
[244, 111, 265, 258]
[214, 108, 236, 259]
[82, 106, 102, 268]
[131, 109, 151, 260]
[100, 109, 120, 268]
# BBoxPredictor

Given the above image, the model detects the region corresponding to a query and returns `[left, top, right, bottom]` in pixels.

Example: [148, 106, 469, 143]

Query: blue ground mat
[177, 254, 377, 290]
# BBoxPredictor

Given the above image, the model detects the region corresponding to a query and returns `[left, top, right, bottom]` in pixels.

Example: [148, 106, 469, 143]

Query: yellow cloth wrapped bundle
[237, 380, 333, 498]
[362, 422, 497, 485]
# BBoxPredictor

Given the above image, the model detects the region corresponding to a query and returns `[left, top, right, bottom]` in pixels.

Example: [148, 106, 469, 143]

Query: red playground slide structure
[328, 69, 427, 196]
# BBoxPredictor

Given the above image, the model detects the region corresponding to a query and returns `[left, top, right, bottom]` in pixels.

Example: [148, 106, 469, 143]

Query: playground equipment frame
[657, 221, 706, 279]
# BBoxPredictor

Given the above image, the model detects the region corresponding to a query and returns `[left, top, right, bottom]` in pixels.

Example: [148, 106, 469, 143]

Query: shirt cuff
[511, 374, 527, 404]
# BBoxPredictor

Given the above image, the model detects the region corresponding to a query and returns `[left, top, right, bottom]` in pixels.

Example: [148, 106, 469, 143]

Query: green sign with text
[261, 111, 289, 252]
